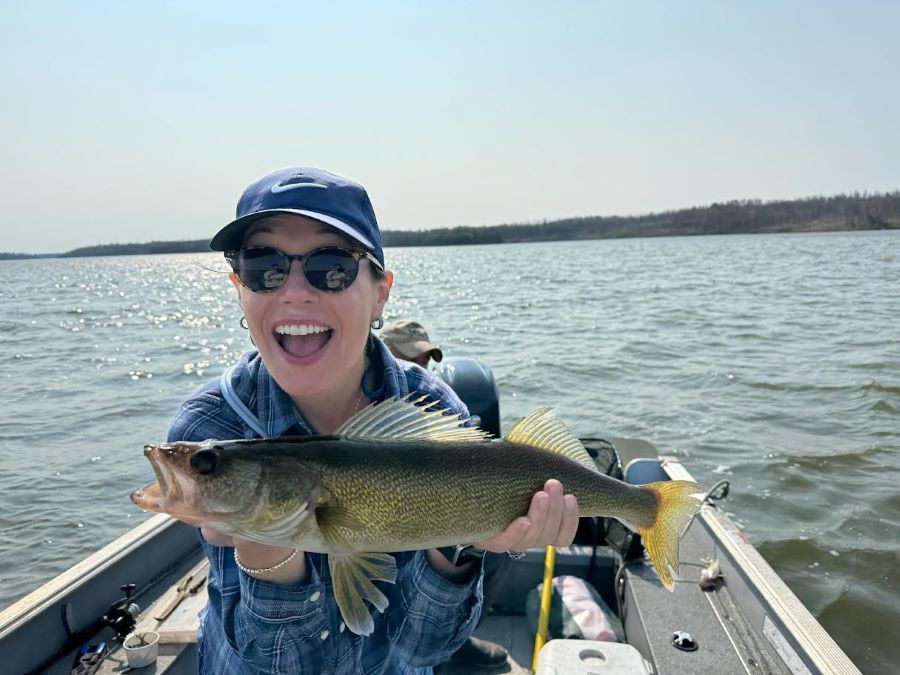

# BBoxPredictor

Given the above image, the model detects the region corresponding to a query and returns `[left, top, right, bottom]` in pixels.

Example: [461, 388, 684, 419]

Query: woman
[168, 167, 580, 674]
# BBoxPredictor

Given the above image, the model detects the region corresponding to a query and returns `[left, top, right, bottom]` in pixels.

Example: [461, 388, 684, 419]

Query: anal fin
[328, 553, 398, 636]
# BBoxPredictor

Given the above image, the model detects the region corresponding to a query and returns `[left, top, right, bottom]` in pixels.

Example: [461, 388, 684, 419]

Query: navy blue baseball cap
[210, 167, 385, 268]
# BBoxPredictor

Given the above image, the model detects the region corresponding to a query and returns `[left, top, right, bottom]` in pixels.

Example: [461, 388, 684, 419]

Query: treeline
[59, 239, 210, 258]
[0, 240, 211, 259]
[0, 252, 49, 260]
[1, 191, 898, 259]
[382, 191, 900, 246]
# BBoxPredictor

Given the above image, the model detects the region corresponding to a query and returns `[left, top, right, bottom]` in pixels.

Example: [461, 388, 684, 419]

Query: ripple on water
[860, 381, 900, 396]
[755, 538, 900, 672]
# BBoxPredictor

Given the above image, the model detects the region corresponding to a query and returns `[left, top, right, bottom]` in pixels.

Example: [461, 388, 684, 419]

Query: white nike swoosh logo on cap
[271, 182, 328, 193]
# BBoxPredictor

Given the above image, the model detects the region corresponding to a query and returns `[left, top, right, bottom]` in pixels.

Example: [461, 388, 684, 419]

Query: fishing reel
[101, 583, 140, 638]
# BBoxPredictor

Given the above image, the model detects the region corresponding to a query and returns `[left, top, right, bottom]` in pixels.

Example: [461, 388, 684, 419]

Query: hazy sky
[3, 1, 899, 253]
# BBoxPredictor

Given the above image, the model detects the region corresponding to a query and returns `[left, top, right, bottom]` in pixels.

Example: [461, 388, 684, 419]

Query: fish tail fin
[636, 480, 702, 591]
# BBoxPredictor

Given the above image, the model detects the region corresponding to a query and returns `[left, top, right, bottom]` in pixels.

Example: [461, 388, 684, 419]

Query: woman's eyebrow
[245, 224, 274, 238]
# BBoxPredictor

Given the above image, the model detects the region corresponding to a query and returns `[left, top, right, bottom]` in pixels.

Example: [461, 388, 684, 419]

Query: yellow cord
[531, 545, 556, 673]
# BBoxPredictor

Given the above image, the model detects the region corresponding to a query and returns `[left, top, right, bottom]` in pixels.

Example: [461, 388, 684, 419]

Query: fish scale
[279, 438, 657, 550]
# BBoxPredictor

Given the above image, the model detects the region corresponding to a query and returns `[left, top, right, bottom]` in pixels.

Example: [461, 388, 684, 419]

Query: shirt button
[310, 591, 321, 602]
[339, 622, 346, 633]
[320, 630, 330, 640]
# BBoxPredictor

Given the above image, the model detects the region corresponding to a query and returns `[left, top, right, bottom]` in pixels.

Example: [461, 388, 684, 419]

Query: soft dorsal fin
[504, 407, 598, 472]
[335, 394, 492, 443]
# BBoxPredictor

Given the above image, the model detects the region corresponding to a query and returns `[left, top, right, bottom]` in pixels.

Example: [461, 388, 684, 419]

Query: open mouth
[131, 481, 164, 511]
[131, 448, 210, 523]
[274, 323, 334, 359]
[131, 446, 175, 512]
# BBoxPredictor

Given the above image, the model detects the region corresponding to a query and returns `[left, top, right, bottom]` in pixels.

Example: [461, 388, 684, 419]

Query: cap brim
[210, 208, 378, 263]
[392, 340, 442, 362]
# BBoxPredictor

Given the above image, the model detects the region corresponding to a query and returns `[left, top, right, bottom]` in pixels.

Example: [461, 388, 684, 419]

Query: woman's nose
[279, 261, 317, 298]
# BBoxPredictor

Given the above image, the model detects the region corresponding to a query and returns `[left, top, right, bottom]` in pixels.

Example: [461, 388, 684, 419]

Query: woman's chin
[265, 343, 340, 394]
[260, 333, 367, 401]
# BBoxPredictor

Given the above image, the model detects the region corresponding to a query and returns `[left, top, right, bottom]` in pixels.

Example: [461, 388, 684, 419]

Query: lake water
[1, 231, 897, 672]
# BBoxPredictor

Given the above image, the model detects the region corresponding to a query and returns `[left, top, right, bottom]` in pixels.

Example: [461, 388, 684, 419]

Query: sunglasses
[226, 246, 383, 293]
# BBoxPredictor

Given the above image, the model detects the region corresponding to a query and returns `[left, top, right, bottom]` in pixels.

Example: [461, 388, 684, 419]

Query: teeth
[275, 324, 330, 336]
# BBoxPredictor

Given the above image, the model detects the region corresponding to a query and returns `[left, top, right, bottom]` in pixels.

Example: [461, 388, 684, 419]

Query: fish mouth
[145, 445, 174, 493]
[131, 480, 164, 511]
[130, 479, 207, 525]
[131, 445, 190, 516]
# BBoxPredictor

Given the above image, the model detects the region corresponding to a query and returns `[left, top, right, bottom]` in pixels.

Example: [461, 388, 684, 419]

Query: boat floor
[439, 614, 532, 674]
[59, 612, 535, 674]
[47, 567, 540, 675]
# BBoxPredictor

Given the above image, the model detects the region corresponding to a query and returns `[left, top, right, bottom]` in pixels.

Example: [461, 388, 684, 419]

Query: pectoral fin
[328, 553, 398, 636]
[315, 491, 366, 553]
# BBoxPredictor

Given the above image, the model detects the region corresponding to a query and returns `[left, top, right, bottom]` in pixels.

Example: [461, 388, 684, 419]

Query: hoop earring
[240, 316, 249, 329]
[371, 317, 383, 330]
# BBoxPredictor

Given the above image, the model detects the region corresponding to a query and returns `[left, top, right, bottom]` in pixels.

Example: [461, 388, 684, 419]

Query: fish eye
[190, 449, 221, 476]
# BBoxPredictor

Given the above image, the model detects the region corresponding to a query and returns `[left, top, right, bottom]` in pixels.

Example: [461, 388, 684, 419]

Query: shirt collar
[247, 336, 410, 437]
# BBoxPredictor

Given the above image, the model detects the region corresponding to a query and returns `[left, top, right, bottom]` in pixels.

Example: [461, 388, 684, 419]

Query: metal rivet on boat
[672, 631, 698, 652]
[320, 629, 330, 640]
[310, 591, 321, 602]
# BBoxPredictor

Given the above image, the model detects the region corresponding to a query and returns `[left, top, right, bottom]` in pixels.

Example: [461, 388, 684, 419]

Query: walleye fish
[132, 396, 701, 635]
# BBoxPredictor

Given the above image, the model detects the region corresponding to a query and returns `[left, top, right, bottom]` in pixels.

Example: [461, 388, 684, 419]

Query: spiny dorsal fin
[504, 407, 598, 472]
[335, 394, 492, 443]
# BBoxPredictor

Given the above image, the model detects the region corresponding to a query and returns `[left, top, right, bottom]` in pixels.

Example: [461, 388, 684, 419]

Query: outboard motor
[434, 357, 501, 437]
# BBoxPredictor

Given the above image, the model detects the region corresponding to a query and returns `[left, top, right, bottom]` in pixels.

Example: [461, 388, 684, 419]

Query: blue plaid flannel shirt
[167, 337, 484, 674]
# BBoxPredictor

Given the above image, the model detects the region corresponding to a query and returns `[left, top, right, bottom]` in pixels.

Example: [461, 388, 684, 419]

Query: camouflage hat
[379, 320, 443, 362]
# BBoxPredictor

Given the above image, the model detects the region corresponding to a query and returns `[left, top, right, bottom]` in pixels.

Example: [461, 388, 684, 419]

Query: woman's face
[231, 214, 390, 400]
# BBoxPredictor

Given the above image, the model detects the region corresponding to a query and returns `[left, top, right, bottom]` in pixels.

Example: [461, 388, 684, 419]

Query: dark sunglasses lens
[304, 249, 360, 292]
[235, 248, 289, 291]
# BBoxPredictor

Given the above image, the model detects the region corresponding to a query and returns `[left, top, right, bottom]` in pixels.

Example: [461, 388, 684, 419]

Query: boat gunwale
[661, 455, 860, 675]
[0, 513, 179, 634]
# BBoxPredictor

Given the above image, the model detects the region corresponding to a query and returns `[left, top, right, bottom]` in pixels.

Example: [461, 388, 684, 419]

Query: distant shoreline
[2, 190, 898, 260]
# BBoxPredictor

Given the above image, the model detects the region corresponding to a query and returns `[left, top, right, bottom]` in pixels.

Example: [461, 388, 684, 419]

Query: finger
[554, 495, 580, 547]
[475, 517, 532, 553]
[535, 480, 565, 547]
[509, 490, 551, 552]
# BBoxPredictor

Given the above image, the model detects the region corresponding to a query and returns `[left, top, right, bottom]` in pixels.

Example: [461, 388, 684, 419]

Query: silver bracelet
[233, 547, 299, 575]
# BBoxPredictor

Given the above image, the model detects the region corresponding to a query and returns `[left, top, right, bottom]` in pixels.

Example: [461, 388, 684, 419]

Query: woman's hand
[475, 479, 579, 554]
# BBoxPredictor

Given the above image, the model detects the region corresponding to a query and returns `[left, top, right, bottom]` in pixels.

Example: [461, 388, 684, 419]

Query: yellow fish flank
[132, 396, 701, 636]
